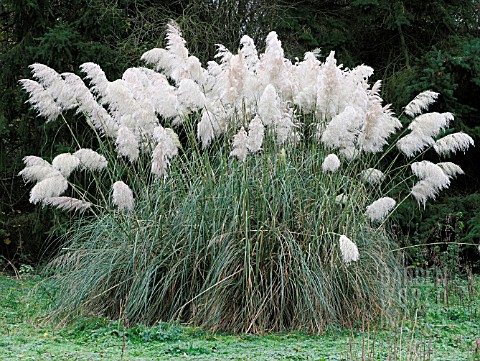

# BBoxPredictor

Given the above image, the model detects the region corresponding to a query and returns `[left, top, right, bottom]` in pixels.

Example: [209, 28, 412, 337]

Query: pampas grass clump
[19, 22, 473, 332]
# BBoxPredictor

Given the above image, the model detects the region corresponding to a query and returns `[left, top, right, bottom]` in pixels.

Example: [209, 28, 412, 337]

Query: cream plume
[177, 78, 206, 112]
[321, 106, 362, 150]
[339, 235, 360, 265]
[316, 51, 342, 121]
[240, 35, 259, 69]
[197, 111, 216, 148]
[19, 165, 61, 183]
[322, 154, 341, 173]
[29, 175, 68, 204]
[22, 155, 51, 168]
[141, 48, 173, 73]
[151, 126, 179, 178]
[230, 127, 249, 161]
[411, 161, 451, 206]
[409, 112, 453, 137]
[52, 153, 80, 178]
[80, 62, 109, 98]
[396, 133, 435, 158]
[404, 90, 439, 117]
[397, 112, 453, 157]
[366, 197, 396, 222]
[247, 116, 265, 153]
[258, 32, 291, 96]
[436, 162, 464, 179]
[361, 168, 385, 185]
[19, 79, 61, 121]
[43, 196, 92, 213]
[112, 181, 134, 212]
[338, 147, 360, 160]
[433, 132, 474, 156]
[29, 64, 77, 110]
[359, 100, 401, 153]
[74, 149, 108, 171]
[258, 84, 281, 126]
[116, 126, 139, 162]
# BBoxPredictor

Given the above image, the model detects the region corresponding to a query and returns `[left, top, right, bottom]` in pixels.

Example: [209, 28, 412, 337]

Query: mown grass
[0, 270, 479, 360]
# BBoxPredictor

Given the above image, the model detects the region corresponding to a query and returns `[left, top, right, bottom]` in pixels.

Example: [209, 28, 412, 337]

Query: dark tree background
[1, 0, 479, 269]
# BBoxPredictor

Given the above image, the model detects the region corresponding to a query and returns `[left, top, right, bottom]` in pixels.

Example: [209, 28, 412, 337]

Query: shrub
[19, 22, 474, 332]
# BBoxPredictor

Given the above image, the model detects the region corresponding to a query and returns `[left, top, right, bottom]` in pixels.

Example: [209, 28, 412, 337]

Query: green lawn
[1, 272, 479, 360]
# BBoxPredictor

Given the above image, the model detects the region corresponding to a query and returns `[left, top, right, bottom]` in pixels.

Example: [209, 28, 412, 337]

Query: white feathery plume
[292, 52, 320, 112]
[103, 79, 134, 114]
[84, 101, 118, 137]
[396, 112, 453, 157]
[240, 35, 259, 69]
[151, 126, 180, 178]
[29, 64, 77, 110]
[258, 84, 282, 126]
[322, 154, 341, 173]
[52, 153, 80, 177]
[141, 48, 173, 73]
[80, 62, 109, 99]
[247, 115, 264, 153]
[149, 77, 178, 119]
[433, 132, 474, 156]
[321, 106, 362, 150]
[316, 51, 342, 121]
[369, 80, 382, 95]
[366, 197, 396, 222]
[73, 149, 108, 171]
[116, 126, 140, 162]
[215, 44, 233, 66]
[411, 181, 439, 207]
[234, 39, 261, 104]
[165, 21, 190, 82]
[105, 79, 157, 131]
[398, 112, 454, 157]
[218, 52, 246, 106]
[112, 181, 134, 212]
[436, 162, 464, 179]
[19, 165, 61, 183]
[19, 79, 62, 121]
[404, 90, 439, 117]
[258, 32, 292, 97]
[408, 112, 453, 137]
[411, 160, 450, 183]
[349, 64, 374, 84]
[396, 132, 435, 158]
[411, 161, 451, 206]
[62, 72, 96, 111]
[185, 55, 206, 84]
[230, 127, 249, 161]
[176, 78, 206, 112]
[151, 144, 168, 178]
[61, 72, 118, 136]
[197, 111, 216, 148]
[359, 100, 401, 153]
[29, 175, 68, 204]
[166, 21, 188, 61]
[43, 196, 92, 213]
[22, 155, 51, 168]
[361, 168, 385, 185]
[339, 235, 360, 265]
